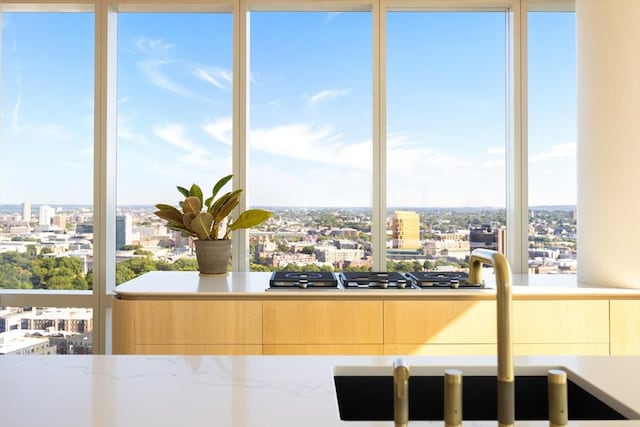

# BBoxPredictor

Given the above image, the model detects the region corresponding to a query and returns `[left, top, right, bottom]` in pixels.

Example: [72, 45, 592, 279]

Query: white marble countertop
[2, 354, 640, 426]
[113, 271, 640, 300]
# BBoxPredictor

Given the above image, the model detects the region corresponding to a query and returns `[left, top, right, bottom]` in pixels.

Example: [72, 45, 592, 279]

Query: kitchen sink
[333, 365, 638, 421]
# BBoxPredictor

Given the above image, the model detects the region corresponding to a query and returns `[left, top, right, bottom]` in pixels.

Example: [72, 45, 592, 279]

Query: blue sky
[0, 10, 575, 208]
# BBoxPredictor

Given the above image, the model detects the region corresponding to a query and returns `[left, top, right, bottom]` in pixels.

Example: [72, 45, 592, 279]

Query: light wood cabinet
[112, 294, 638, 356]
[610, 300, 640, 354]
[112, 298, 262, 355]
[262, 300, 383, 355]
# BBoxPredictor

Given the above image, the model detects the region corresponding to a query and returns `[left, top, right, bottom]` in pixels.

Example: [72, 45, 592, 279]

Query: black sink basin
[333, 366, 635, 421]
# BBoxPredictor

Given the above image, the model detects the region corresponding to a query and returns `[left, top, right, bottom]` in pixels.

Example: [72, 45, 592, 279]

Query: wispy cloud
[137, 60, 215, 103]
[530, 142, 576, 162]
[193, 66, 232, 91]
[307, 89, 351, 106]
[250, 123, 369, 168]
[153, 124, 214, 169]
[202, 117, 232, 145]
[135, 37, 176, 56]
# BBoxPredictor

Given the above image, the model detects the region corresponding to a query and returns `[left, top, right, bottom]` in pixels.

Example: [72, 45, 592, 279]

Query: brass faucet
[469, 248, 514, 427]
[393, 358, 410, 427]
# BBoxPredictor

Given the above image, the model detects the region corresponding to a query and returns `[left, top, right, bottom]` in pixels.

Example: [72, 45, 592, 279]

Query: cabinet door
[263, 300, 383, 345]
[513, 300, 609, 344]
[384, 301, 497, 345]
[610, 300, 640, 355]
[133, 300, 262, 345]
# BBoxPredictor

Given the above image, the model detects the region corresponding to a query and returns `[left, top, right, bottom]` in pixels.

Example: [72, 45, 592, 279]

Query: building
[38, 205, 55, 227]
[391, 211, 420, 250]
[21, 202, 31, 222]
[116, 214, 133, 250]
[0, 330, 57, 355]
[470, 225, 506, 255]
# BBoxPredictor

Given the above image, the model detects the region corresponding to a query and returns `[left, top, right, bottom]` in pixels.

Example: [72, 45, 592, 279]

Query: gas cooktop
[268, 271, 339, 290]
[405, 271, 484, 289]
[338, 271, 415, 290]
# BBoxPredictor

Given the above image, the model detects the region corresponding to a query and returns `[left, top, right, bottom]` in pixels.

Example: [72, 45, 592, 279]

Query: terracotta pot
[194, 239, 232, 275]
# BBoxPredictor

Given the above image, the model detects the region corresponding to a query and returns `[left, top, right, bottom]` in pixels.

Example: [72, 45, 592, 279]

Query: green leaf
[177, 186, 190, 198]
[154, 207, 183, 224]
[211, 174, 233, 201]
[191, 212, 214, 240]
[228, 209, 272, 231]
[182, 196, 202, 215]
[189, 184, 203, 204]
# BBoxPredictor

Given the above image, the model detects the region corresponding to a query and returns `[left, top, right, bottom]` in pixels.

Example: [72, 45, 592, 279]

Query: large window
[115, 12, 233, 282]
[0, 1, 580, 354]
[528, 11, 577, 274]
[249, 11, 372, 271]
[0, 12, 95, 353]
[386, 11, 507, 271]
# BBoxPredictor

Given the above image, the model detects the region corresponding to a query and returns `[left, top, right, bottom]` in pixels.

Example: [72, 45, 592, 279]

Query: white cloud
[530, 142, 576, 162]
[135, 37, 176, 56]
[193, 66, 232, 91]
[249, 123, 368, 169]
[488, 146, 505, 156]
[154, 124, 206, 167]
[307, 89, 351, 106]
[137, 60, 214, 104]
[202, 117, 232, 145]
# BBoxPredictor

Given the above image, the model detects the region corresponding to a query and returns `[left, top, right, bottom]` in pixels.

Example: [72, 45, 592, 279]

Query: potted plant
[154, 174, 272, 275]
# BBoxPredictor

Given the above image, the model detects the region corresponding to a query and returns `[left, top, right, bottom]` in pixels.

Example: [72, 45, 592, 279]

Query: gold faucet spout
[469, 248, 514, 427]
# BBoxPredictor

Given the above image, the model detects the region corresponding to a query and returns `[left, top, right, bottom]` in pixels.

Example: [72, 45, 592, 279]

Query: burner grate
[405, 271, 484, 289]
[339, 271, 414, 290]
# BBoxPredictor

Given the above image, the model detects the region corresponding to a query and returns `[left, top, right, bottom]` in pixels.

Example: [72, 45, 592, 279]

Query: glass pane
[249, 12, 373, 272]
[528, 12, 577, 275]
[0, 13, 94, 291]
[386, 12, 507, 273]
[116, 13, 232, 284]
[0, 307, 93, 355]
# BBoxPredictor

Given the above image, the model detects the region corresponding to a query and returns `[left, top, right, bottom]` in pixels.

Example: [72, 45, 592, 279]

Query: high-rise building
[21, 202, 31, 222]
[391, 210, 420, 249]
[116, 214, 133, 250]
[38, 205, 55, 227]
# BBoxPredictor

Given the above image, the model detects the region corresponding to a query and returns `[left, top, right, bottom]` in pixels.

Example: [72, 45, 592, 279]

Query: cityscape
[0, 203, 577, 355]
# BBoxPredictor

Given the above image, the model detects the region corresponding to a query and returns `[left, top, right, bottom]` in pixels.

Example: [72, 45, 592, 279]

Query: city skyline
[1, 11, 575, 208]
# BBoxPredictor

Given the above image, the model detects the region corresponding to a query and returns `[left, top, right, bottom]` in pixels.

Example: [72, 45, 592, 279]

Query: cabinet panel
[263, 344, 383, 355]
[610, 300, 640, 355]
[112, 298, 135, 354]
[384, 344, 496, 356]
[133, 300, 262, 345]
[513, 300, 609, 343]
[513, 343, 609, 355]
[384, 301, 496, 344]
[263, 300, 383, 344]
[136, 344, 262, 355]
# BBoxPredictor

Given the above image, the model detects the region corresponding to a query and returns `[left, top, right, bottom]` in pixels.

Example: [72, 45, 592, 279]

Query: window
[116, 12, 233, 282]
[527, 11, 577, 274]
[248, 11, 372, 271]
[386, 11, 507, 272]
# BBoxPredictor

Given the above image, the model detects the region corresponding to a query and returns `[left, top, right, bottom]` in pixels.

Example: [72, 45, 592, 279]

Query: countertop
[2, 354, 640, 426]
[113, 271, 640, 300]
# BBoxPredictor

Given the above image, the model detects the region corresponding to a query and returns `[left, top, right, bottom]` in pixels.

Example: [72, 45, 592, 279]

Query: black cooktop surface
[269, 271, 339, 289]
[339, 271, 414, 289]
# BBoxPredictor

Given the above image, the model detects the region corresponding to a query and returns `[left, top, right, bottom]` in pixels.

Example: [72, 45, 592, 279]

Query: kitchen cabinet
[262, 300, 383, 355]
[610, 300, 640, 354]
[111, 271, 640, 356]
[112, 298, 262, 355]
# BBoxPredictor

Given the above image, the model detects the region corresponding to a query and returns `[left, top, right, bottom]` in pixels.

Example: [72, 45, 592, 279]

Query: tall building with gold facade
[391, 210, 420, 249]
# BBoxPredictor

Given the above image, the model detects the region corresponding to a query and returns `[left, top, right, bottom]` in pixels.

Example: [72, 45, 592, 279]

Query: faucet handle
[444, 369, 463, 427]
[393, 359, 410, 427]
[548, 369, 568, 426]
